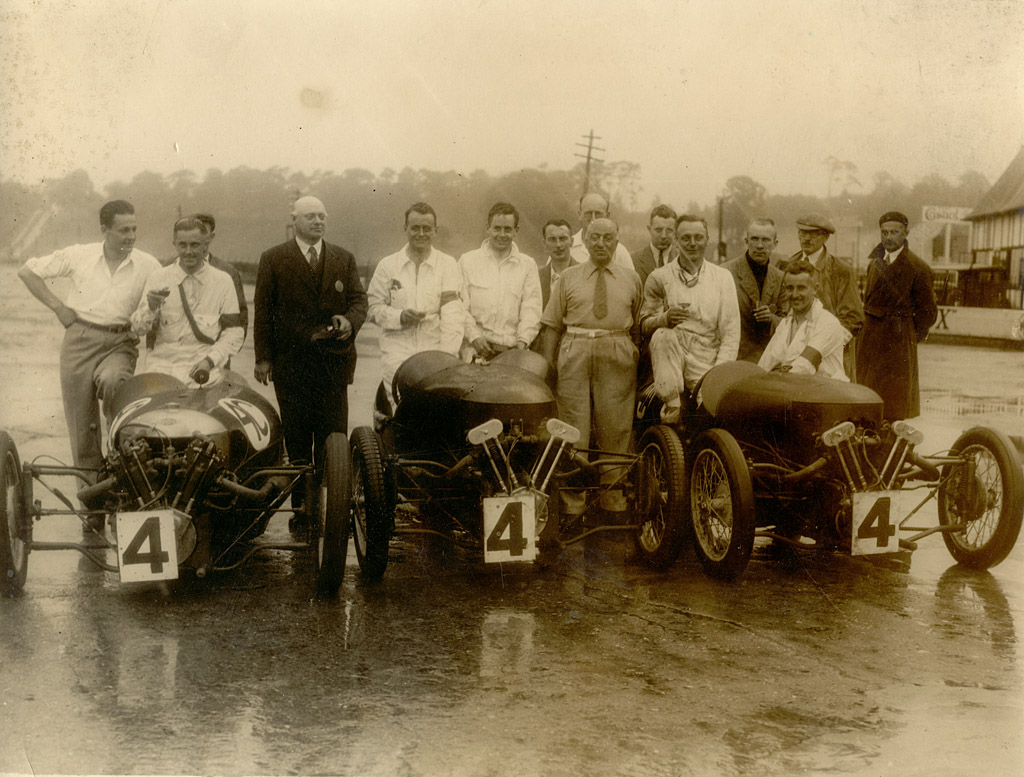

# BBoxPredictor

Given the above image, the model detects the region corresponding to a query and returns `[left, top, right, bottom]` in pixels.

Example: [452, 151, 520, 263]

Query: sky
[2, 0, 1023, 210]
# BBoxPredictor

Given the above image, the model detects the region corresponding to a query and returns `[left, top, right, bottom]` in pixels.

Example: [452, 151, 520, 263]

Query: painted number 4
[122, 516, 170, 573]
[486, 501, 528, 557]
[857, 497, 896, 549]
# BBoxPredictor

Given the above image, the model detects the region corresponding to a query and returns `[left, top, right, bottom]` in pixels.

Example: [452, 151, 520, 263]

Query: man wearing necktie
[858, 211, 937, 421]
[538, 218, 643, 517]
[631, 204, 679, 288]
[641, 215, 740, 424]
[253, 196, 368, 525]
[723, 218, 786, 362]
[130, 216, 244, 387]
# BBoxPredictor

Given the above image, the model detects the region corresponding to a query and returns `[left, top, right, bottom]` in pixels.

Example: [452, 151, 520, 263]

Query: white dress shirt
[368, 246, 464, 402]
[570, 229, 634, 272]
[642, 259, 741, 372]
[758, 298, 851, 381]
[458, 240, 542, 349]
[24, 242, 161, 326]
[131, 261, 243, 386]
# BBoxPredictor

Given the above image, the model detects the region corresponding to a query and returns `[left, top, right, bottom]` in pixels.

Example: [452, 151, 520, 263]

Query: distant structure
[965, 146, 1024, 307]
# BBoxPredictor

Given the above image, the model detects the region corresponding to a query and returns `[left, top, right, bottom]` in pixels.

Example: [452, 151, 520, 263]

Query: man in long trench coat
[858, 211, 937, 420]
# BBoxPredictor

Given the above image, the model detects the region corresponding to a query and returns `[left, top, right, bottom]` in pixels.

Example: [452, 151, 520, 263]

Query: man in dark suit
[858, 211, 936, 421]
[722, 218, 786, 362]
[631, 204, 679, 288]
[538, 218, 573, 310]
[254, 196, 368, 514]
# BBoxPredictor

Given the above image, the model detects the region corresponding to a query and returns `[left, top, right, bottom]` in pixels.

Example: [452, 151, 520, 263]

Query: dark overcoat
[722, 254, 786, 363]
[857, 242, 937, 420]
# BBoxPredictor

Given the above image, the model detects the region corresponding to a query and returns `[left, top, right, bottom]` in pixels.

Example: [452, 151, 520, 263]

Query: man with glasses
[458, 202, 542, 362]
[784, 214, 863, 379]
[641, 214, 740, 424]
[538, 218, 643, 518]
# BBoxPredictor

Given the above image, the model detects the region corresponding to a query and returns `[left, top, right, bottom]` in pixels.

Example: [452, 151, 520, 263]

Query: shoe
[288, 514, 313, 538]
[659, 399, 681, 425]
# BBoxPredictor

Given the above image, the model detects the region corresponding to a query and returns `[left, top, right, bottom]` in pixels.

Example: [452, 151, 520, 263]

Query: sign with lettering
[921, 206, 972, 224]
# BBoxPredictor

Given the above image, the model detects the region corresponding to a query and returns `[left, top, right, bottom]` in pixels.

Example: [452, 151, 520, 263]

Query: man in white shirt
[459, 202, 542, 361]
[758, 260, 851, 381]
[641, 214, 740, 423]
[368, 202, 464, 408]
[570, 192, 634, 272]
[18, 200, 161, 475]
[538, 218, 573, 310]
[131, 217, 244, 387]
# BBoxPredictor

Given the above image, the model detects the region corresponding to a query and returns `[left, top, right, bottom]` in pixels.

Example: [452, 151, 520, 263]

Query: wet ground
[1, 266, 1023, 776]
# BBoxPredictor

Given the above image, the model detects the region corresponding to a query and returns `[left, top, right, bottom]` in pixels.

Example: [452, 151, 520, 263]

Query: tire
[315, 433, 351, 596]
[0, 431, 29, 594]
[938, 426, 1024, 570]
[350, 426, 394, 580]
[689, 428, 756, 580]
[633, 425, 688, 570]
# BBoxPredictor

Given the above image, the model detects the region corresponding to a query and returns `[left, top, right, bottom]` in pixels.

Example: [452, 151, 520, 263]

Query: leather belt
[565, 326, 629, 339]
[75, 318, 131, 334]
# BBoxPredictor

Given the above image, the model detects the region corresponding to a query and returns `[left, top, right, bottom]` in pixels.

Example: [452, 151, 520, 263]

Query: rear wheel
[0, 431, 29, 594]
[315, 433, 351, 596]
[938, 427, 1024, 569]
[633, 425, 688, 570]
[350, 426, 394, 580]
[689, 429, 756, 580]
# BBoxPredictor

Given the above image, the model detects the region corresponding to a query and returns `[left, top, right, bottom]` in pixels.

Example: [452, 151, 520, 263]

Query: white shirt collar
[295, 237, 323, 257]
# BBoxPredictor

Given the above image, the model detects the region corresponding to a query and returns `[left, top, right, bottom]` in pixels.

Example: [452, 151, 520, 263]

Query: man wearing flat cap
[784, 213, 863, 379]
[858, 211, 937, 421]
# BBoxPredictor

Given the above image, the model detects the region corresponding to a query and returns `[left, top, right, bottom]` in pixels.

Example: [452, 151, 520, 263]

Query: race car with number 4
[0, 371, 352, 597]
[632, 361, 1024, 580]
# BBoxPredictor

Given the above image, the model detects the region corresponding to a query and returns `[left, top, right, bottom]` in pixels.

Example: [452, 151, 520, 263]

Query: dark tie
[656, 250, 663, 268]
[307, 246, 320, 275]
[594, 268, 607, 320]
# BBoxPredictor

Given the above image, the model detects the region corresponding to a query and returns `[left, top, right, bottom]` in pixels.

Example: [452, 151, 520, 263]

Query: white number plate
[851, 491, 920, 556]
[115, 509, 180, 582]
[482, 495, 537, 563]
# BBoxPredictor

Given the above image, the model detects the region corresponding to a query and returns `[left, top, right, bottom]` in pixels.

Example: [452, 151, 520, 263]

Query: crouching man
[758, 260, 850, 381]
[131, 216, 244, 386]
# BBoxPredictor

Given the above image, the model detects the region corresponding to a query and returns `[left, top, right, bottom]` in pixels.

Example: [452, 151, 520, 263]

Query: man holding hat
[858, 211, 937, 421]
[784, 213, 863, 379]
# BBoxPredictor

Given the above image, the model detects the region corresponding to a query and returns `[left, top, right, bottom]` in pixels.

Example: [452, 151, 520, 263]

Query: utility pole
[574, 130, 605, 196]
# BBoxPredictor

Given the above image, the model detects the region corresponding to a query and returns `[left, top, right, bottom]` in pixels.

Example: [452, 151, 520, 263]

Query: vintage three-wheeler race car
[0, 371, 352, 597]
[345, 349, 690, 579]
[634, 360, 1024, 580]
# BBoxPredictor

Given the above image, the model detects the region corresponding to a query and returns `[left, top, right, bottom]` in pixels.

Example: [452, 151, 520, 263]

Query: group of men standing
[19, 191, 937, 532]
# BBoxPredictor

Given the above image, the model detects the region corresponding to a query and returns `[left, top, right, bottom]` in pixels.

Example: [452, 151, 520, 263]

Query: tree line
[1, 162, 990, 280]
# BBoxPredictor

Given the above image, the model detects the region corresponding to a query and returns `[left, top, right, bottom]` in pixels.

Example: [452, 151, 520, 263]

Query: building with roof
[965, 146, 1024, 307]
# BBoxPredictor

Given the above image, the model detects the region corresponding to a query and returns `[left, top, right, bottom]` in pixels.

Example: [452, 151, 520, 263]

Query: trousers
[59, 323, 138, 470]
[650, 326, 712, 403]
[555, 332, 637, 512]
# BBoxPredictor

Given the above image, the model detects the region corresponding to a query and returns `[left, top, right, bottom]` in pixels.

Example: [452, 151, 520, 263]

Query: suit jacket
[631, 244, 679, 289]
[858, 242, 937, 420]
[254, 239, 368, 384]
[722, 254, 785, 362]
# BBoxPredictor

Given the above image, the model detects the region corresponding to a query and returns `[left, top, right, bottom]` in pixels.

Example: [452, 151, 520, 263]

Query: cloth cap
[795, 214, 835, 234]
[878, 211, 909, 227]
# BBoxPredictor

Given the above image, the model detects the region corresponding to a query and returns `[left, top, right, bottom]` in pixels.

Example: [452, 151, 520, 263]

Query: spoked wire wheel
[938, 427, 1024, 569]
[689, 429, 755, 580]
[633, 425, 687, 570]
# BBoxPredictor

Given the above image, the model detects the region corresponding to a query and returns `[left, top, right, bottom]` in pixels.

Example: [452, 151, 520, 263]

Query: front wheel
[350, 426, 394, 580]
[633, 425, 688, 570]
[689, 429, 756, 580]
[0, 431, 29, 594]
[315, 433, 351, 596]
[938, 427, 1024, 569]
